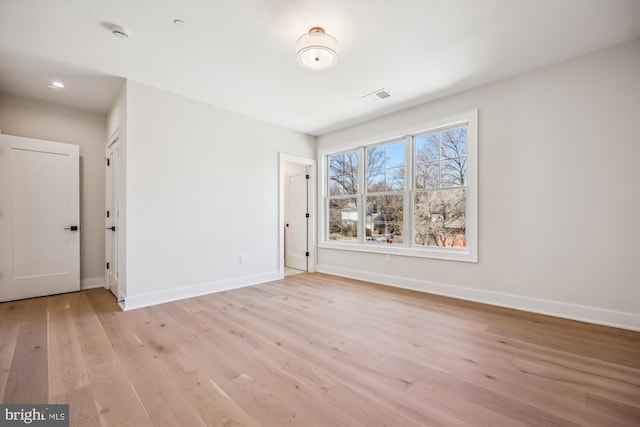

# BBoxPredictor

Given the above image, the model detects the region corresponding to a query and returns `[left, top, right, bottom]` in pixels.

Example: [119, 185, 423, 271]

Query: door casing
[105, 132, 120, 299]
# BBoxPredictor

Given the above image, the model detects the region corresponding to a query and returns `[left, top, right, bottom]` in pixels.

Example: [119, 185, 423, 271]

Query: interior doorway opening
[279, 154, 315, 278]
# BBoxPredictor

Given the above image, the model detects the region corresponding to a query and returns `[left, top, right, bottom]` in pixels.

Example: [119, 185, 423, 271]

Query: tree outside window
[328, 151, 358, 240]
[414, 127, 467, 248]
[366, 140, 405, 245]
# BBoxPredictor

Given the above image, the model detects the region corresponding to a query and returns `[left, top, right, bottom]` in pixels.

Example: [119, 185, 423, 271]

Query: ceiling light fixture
[48, 81, 64, 89]
[296, 27, 338, 70]
[111, 25, 131, 39]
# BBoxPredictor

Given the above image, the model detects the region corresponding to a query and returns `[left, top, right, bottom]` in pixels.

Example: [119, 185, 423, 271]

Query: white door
[0, 134, 80, 302]
[105, 137, 119, 298]
[285, 173, 308, 271]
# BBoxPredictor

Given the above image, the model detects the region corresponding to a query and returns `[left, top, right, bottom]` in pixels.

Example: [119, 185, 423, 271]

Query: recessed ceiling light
[111, 25, 131, 39]
[48, 81, 64, 89]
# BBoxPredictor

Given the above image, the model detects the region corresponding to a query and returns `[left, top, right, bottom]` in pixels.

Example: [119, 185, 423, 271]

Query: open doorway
[279, 154, 315, 278]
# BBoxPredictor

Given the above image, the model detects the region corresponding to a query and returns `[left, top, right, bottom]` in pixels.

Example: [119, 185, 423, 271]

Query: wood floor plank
[255, 343, 467, 427]
[219, 341, 367, 427]
[322, 382, 426, 427]
[161, 298, 359, 426]
[584, 392, 640, 426]
[47, 293, 90, 399]
[173, 369, 261, 427]
[3, 298, 48, 404]
[510, 356, 640, 408]
[85, 288, 207, 427]
[227, 373, 314, 427]
[117, 305, 201, 380]
[52, 384, 101, 427]
[215, 289, 478, 426]
[0, 301, 24, 402]
[403, 358, 582, 427]
[68, 292, 153, 426]
[340, 320, 627, 426]
[1, 273, 639, 426]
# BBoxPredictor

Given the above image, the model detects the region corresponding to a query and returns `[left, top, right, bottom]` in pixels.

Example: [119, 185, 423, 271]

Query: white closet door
[285, 173, 308, 271]
[0, 134, 80, 302]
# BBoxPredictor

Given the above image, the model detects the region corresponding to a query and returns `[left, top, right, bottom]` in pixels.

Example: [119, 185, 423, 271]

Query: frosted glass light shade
[296, 27, 338, 70]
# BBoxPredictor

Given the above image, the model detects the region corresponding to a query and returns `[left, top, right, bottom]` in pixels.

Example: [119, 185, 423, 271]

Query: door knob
[64, 225, 79, 231]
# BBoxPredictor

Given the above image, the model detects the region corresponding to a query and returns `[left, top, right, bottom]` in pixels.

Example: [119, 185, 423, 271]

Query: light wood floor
[1, 273, 639, 426]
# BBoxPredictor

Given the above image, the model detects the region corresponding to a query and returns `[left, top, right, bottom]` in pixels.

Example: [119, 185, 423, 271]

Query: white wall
[0, 93, 107, 288]
[316, 40, 640, 330]
[122, 81, 315, 309]
[107, 83, 126, 140]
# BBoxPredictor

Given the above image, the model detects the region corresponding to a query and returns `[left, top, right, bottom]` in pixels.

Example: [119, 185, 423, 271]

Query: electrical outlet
[240, 254, 246, 264]
[385, 255, 392, 263]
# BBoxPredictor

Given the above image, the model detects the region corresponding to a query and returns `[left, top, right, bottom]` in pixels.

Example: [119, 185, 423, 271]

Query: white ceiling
[1, 0, 639, 136]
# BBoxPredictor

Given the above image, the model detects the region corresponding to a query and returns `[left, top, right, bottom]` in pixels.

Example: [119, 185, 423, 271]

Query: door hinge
[305, 252, 310, 257]
[106, 210, 110, 218]
[106, 158, 110, 166]
[106, 262, 110, 270]
[305, 174, 310, 179]
[305, 213, 310, 218]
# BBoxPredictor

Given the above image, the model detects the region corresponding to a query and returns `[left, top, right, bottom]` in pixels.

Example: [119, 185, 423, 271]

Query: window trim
[319, 110, 478, 262]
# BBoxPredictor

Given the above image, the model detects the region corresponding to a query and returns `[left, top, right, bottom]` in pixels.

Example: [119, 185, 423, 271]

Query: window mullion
[406, 135, 413, 248]
[357, 146, 366, 244]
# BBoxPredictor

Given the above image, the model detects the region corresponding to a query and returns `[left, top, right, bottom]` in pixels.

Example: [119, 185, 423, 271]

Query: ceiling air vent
[362, 88, 391, 103]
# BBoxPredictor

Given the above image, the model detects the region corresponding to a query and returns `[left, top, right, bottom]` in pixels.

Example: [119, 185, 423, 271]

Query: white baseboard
[121, 271, 281, 311]
[317, 264, 640, 332]
[81, 277, 105, 290]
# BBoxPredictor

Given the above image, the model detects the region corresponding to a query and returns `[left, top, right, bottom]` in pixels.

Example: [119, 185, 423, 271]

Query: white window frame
[319, 110, 478, 262]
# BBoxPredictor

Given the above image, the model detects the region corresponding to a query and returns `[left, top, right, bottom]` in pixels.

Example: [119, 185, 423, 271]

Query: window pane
[415, 134, 440, 161]
[414, 189, 466, 248]
[441, 158, 467, 187]
[366, 194, 403, 245]
[367, 169, 385, 192]
[386, 166, 404, 191]
[386, 141, 405, 167]
[367, 146, 385, 172]
[367, 140, 405, 193]
[329, 198, 358, 241]
[415, 125, 467, 190]
[329, 151, 358, 196]
[415, 161, 439, 189]
[441, 128, 467, 159]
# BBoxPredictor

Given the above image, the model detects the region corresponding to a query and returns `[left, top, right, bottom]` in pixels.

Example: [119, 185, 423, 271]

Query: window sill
[318, 241, 478, 263]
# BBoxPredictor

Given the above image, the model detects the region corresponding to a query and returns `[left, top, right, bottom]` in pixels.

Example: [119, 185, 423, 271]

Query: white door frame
[105, 130, 120, 299]
[279, 153, 316, 278]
